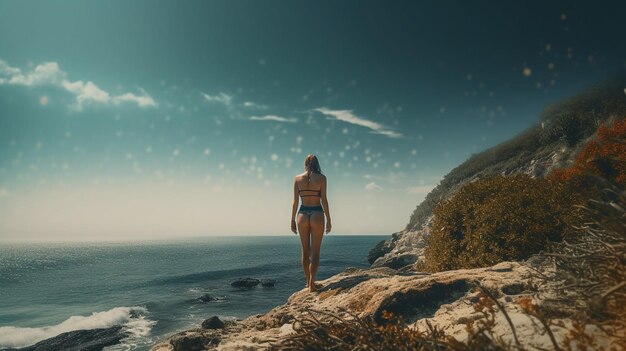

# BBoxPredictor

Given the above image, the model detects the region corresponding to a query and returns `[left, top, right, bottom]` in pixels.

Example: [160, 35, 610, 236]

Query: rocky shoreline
[8, 325, 129, 351]
[151, 261, 604, 351]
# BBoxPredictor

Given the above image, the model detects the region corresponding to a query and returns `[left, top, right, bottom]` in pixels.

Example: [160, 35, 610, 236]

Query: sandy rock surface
[152, 261, 584, 350]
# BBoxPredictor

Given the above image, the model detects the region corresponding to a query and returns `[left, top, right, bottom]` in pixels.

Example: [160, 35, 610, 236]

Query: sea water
[0, 235, 386, 350]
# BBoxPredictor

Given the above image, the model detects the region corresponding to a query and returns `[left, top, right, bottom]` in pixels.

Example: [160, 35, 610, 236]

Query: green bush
[423, 174, 583, 272]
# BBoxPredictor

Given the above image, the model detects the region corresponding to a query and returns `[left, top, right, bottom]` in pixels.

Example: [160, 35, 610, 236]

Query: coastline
[0, 235, 385, 351]
[150, 261, 587, 350]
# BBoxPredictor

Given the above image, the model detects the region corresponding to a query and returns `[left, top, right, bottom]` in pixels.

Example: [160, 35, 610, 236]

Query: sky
[0, 0, 625, 241]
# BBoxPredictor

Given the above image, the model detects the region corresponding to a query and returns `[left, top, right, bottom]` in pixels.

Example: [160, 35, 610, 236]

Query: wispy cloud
[113, 88, 157, 108]
[243, 101, 268, 109]
[201, 92, 232, 105]
[249, 115, 297, 123]
[365, 182, 383, 191]
[314, 107, 402, 138]
[0, 59, 157, 110]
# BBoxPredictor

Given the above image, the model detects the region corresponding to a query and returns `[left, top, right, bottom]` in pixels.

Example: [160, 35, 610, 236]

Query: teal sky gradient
[1, 0, 624, 240]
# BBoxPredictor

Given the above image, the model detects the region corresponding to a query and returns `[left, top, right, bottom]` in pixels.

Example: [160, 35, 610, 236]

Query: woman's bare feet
[308, 282, 320, 292]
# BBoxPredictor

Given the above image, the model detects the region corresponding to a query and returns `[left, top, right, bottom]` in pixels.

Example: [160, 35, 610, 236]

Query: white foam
[0, 306, 152, 348]
[103, 314, 157, 351]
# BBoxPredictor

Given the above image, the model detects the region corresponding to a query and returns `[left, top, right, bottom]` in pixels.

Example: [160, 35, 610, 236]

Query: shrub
[423, 174, 583, 272]
[539, 75, 626, 146]
[548, 118, 626, 189]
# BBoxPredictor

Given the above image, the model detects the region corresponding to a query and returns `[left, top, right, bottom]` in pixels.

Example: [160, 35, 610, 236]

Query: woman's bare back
[296, 172, 325, 206]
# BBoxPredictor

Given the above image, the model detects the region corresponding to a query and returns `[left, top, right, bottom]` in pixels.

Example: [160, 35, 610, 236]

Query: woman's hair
[304, 154, 322, 175]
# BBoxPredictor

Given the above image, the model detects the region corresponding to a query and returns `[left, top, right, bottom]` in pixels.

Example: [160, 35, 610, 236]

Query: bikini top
[298, 185, 322, 198]
[298, 172, 322, 198]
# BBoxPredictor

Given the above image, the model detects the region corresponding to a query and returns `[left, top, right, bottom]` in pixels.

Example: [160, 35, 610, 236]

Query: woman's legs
[308, 211, 325, 292]
[297, 212, 311, 287]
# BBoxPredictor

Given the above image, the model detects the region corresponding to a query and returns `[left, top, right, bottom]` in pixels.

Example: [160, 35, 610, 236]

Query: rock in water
[231, 278, 260, 288]
[202, 316, 225, 329]
[197, 294, 218, 303]
[261, 279, 276, 288]
[14, 325, 128, 351]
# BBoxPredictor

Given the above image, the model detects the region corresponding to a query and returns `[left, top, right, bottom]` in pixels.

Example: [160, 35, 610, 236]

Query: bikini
[297, 181, 324, 217]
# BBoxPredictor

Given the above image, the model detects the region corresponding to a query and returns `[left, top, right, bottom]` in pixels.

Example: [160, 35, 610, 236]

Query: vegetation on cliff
[421, 174, 584, 272]
[548, 118, 626, 188]
[406, 77, 626, 232]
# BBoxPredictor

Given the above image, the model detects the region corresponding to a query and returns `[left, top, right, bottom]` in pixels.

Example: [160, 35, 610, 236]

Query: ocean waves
[0, 306, 154, 349]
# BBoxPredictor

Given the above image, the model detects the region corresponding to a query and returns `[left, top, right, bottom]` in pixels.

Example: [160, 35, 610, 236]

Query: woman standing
[291, 154, 332, 292]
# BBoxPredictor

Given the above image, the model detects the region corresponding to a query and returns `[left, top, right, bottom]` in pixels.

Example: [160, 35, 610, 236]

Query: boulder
[231, 278, 260, 288]
[202, 316, 225, 329]
[197, 294, 219, 303]
[260, 279, 276, 288]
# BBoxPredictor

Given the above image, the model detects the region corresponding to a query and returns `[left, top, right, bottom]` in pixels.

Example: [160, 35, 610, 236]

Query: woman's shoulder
[294, 172, 326, 180]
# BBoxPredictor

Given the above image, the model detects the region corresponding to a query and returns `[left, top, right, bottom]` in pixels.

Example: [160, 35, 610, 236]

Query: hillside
[368, 76, 626, 270]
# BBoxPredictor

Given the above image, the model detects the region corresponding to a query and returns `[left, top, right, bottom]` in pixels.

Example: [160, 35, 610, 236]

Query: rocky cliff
[369, 77, 626, 270]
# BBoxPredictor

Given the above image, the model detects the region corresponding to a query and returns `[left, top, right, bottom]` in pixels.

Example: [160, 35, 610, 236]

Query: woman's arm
[291, 177, 299, 233]
[321, 176, 331, 233]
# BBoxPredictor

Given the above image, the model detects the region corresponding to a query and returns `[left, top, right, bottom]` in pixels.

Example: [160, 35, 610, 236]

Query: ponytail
[304, 154, 323, 179]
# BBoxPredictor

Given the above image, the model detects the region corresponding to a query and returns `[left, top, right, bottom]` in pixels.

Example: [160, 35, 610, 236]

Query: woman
[291, 154, 332, 292]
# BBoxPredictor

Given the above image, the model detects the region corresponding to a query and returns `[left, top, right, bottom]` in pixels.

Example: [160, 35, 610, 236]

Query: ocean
[0, 235, 387, 350]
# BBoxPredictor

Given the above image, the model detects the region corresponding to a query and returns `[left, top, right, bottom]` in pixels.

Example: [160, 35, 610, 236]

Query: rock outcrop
[152, 261, 590, 350]
[12, 326, 129, 351]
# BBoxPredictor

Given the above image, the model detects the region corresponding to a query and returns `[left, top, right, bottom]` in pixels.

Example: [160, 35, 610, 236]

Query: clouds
[62, 80, 111, 109]
[314, 107, 402, 138]
[0, 59, 156, 110]
[201, 92, 233, 105]
[113, 88, 158, 108]
[365, 182, 383, 191]
[196, 93, 401, 140]
[201, 92, 297, 124]
[4, 61, 66, 86]
[243, 101, 268, 109]
[249, 115, 297, 123]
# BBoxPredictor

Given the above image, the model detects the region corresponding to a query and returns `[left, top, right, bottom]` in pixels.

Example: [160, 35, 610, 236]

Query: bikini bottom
[299, 205, 324, 216]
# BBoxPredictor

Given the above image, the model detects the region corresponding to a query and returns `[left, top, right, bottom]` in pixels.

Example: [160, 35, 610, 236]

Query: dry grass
[534, 180, 626, 347]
